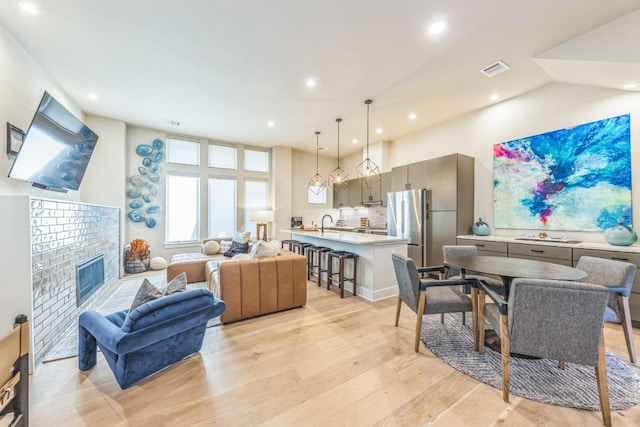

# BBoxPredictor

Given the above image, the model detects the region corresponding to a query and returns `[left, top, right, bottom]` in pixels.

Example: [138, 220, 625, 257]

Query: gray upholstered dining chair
[576, 256, 637, 364]
[477, 278, 611, 426]
[391, 252, 476, 352]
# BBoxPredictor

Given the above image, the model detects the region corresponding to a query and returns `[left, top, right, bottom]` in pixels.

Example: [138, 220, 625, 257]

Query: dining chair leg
[500, 313, 510, 403]
[477, 289, 486, 354]
[395, 296, 402, 327]
[595, 333, 612, 426]
[415, 289, 426, 352]
[471, 287, 479, 352]
[462, 312, 466, 325]
[619, 295, 637, 364]
[558, 360, 565, 370]
[440, 313, 444, 324]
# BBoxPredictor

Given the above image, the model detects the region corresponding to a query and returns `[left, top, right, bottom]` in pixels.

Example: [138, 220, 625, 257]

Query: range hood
[361, 196, 383, 206]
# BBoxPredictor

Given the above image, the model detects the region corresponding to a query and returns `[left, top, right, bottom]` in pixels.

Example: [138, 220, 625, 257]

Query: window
[208, 178, 237, 238]
[209, 144, 237, 169]
[167, 137, 200, 165]
[308, 187, 326, 204]
[166, 173, 199, 242]
[165, 138, 270, 244]
[244, 148, 269, 172]
[244, 180, 268, 237]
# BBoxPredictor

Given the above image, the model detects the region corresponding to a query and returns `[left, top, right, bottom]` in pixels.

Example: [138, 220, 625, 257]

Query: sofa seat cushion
[167, 252, 226, 283]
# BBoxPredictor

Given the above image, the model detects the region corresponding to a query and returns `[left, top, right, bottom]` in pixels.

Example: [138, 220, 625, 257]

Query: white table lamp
[250, 210, 274, 241]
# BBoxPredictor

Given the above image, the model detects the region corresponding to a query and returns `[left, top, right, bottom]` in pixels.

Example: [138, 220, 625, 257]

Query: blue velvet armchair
[78, 288, 226, 389]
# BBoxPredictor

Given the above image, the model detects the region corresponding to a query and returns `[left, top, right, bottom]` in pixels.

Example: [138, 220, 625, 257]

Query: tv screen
[8, 91, 99, 192]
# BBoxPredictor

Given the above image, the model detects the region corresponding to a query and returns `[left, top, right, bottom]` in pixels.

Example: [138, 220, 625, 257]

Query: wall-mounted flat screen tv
[8, 91, 99, 192]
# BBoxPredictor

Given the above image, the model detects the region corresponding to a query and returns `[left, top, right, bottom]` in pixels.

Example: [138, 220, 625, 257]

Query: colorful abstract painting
[493, 114, 631, 231]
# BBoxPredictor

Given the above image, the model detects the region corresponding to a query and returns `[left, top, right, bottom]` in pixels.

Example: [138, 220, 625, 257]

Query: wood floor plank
[29, 279, 640, 426]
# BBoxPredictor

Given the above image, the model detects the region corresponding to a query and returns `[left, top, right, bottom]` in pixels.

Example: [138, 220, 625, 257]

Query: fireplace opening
[77, 254, 105, 306]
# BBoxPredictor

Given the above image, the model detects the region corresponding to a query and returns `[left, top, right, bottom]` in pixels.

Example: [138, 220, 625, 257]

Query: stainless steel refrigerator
[387, 189, 427, 268]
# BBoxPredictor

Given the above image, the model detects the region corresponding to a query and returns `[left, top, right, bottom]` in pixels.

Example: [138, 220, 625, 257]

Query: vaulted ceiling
[1, 1, 639, 157]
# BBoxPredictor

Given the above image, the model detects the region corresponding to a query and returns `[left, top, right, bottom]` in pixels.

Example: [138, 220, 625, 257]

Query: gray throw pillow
[223, 241, 249, 257]
[128, 272, 187, 314]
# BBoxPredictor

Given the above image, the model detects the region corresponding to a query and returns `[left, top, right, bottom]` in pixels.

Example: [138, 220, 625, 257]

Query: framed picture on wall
[6, 122, 24, 158]
[493, 114, 632, 231]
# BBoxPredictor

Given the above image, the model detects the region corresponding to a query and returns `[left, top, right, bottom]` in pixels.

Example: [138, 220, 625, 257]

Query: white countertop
[458, 234, 640, 254]
[285, 229, 408, 245]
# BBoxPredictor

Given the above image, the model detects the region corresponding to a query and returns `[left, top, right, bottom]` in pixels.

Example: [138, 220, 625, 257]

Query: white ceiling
[1, 0, 639, 157]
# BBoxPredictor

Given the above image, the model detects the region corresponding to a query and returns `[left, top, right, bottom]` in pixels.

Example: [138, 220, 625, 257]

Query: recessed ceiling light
[376, 127, 383, 134]
[623, 82, 638, 90]
[490, 94, 500, 101]
[408, 113, 417, 120]
[88, 92, 99, 101]
[18, 2, 38, 15]
[267, 120, 275, 127]
[306, 78, 316, 88]
[428, 20, 446, 35]
[352, 138, 359, 144]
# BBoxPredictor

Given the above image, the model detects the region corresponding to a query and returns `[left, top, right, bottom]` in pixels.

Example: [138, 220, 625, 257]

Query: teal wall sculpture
[127, 138, 164, 228]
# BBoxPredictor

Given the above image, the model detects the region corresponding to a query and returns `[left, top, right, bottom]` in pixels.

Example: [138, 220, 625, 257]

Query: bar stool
[291, 241, 312, 255]
[306, 246, 332, 284]
[281, 239, 297, 251]
[327, 250, 358, 298]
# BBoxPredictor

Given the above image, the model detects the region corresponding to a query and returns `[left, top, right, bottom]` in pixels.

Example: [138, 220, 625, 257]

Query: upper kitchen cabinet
[362, 172, 391, 206]
[391, 161, 428, 191]
[332, 183, 351, 208]
[349, 178, 362, 207]
[424, 153, 474, 212]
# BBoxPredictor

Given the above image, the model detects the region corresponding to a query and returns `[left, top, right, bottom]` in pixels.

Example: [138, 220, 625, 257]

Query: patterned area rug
[420, 313, 640, 410]
[43, 276, 217, 362]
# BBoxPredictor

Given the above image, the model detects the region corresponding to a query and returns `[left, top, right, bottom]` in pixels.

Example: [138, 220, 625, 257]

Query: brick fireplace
[31, 198, 120, 365]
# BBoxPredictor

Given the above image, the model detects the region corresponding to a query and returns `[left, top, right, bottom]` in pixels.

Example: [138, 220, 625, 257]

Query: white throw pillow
[251, 240, 279, 258]
[230, 253, 252, 261]
[232, 231, 251, 243]
[202, 240, 220, 255]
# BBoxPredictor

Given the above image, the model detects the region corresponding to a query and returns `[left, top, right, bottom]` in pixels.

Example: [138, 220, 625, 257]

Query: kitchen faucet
[321, 214, 333, 234]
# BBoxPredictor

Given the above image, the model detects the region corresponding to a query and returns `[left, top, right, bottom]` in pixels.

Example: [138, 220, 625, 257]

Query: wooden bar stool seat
[306, 246, 332, 284]
[327, 250, 358, 298]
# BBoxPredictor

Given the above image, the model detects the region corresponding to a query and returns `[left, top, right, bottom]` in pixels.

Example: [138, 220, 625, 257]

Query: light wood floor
[30, 280, 640, 426]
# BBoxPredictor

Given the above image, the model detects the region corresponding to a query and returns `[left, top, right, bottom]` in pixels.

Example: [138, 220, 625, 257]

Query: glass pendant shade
[358, 99, 381, 188]
[308, 131, 327, 195]
[328, 118, 349, 190]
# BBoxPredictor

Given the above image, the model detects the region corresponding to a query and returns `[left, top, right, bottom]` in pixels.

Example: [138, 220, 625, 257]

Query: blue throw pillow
[223, 241, 249, 257]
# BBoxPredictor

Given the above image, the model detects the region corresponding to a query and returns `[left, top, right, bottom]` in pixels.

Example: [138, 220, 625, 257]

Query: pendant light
[328, 118, 349, 190]
[355, 99, 381, 188]
[308, 131, 327, 195]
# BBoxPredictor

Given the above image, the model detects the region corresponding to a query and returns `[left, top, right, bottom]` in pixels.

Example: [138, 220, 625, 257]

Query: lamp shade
[250, 210, 274, 222]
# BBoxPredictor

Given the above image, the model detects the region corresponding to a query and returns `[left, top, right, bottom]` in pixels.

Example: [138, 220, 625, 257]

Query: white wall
[389, 83, 640, 242]
[272, 146, 293, 241]
[291, 149, 339, 229]
[0, 24, 83, 200]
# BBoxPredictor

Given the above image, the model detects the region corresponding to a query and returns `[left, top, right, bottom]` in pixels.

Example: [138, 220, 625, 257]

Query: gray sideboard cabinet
[457, 235, 640, 326]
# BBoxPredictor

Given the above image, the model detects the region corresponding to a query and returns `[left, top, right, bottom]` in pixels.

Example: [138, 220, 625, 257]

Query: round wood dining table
[445, 255, 588, 353]
[445, 255, 587, 297]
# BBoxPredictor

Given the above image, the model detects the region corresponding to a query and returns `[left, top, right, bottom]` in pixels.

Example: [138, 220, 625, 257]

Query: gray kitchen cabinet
[333, 183, 351, 208]
[456, 238, 508, 257]
[507, 242, 573, 266]
[391, 161, 429, 191]
[426, 211, 458, 266]
[424, 154, 474, 212]
[362, 172, 391, 206]
[349, 178, 362, 207]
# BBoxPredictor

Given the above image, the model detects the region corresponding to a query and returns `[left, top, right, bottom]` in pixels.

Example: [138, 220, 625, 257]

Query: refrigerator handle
[400, 199, 405, 234]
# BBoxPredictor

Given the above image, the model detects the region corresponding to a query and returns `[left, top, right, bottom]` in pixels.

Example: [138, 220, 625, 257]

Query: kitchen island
[285, 229, 408, 301]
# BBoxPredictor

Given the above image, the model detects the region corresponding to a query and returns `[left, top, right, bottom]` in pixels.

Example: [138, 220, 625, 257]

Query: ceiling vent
[481, 60, 510, 77]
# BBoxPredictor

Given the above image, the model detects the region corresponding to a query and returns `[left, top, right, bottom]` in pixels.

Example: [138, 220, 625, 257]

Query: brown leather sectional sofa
[166, 240, 307, 324]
